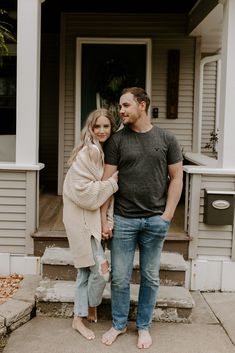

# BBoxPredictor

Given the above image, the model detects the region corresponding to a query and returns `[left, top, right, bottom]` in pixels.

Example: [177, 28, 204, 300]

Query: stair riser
[163, 240, 188, 260]
[36, 300, 192, 323]
[34, 239, 69, 257]
[42, 264, 185, 286]
[34, 238, 188, 259]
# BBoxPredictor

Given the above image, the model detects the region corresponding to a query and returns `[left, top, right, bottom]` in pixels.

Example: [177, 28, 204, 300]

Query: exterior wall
[0, 170, 37, 255]
[59, 13, 195, 188]
[184, 168, 235, 290]
[201, 61, 217, 155]
[186, 173, 235, 259]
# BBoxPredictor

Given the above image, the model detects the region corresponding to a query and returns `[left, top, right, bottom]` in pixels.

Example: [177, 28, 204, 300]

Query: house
[0, 0, 235, 291]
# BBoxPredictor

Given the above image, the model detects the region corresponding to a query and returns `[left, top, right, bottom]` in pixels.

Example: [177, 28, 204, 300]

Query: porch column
[218, 0, 235, 168]
[16, 0, 44, 164]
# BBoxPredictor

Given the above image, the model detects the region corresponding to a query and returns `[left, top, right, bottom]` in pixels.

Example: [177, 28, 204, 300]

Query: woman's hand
[101, 222, 113, 240]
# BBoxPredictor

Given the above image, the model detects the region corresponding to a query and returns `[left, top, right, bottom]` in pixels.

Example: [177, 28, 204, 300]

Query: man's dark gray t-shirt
[104, 125, 182, 218]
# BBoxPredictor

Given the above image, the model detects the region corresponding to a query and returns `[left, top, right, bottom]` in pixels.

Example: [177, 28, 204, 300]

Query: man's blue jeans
[110, 214, 170, 331]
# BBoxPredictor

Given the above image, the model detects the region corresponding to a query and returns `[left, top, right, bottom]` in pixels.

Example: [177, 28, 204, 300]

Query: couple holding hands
[63, 87, 183, 349]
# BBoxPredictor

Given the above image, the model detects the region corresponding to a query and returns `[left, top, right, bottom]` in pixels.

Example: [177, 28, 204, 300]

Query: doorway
[75, 38, 152, 144]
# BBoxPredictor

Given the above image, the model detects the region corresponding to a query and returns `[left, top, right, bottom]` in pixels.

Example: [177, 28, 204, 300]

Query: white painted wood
[189, 3, 223, 53]
[190, 258, 222, 291]
[192, 37, 202, 153]
[221, 261, 235, 290]
[0, 253, 10, 275]
[232, 209, 235, 260]
[0, 163, 44, 171]
[184, 165, 235, 174]
[184, 173, 190, 232]
[16, 0, 43, 164]
[10, 255, 41, 275]
[218, 0, 235, 168]
[25, 172, 37, 254]
[188, 174, 201, 259]
[0, 254, 41, 275]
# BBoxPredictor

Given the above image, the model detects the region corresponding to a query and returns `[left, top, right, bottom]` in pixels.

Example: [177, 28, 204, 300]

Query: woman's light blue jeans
[110, 214, 170, 331]
[74, 237, 109, 317]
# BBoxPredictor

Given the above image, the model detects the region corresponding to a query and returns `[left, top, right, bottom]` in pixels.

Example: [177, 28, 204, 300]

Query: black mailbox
[203, 189, 235, 225]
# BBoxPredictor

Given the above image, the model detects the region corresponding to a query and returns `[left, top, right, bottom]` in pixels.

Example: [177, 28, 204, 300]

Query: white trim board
[0, 253, 41, 276]
[189, 256, 235, 291]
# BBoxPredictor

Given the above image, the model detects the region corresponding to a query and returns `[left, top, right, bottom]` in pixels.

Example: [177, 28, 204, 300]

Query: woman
[63, 109, 118, 340]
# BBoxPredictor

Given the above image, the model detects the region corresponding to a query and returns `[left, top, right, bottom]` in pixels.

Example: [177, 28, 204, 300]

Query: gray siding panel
[188, 173, 235, 258]
[201, 61, 217, 156]
[0, 171, 36, 254]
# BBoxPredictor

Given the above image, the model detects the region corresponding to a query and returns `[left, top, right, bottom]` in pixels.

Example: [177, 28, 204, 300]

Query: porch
[34, 193, 190, 259]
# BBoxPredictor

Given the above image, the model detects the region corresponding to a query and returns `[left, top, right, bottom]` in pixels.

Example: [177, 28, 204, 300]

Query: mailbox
[203, 189, 235, 225]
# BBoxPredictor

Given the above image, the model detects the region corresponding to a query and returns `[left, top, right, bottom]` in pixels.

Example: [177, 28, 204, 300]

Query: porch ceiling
[42, 0, 199, 14]
[1, 0, 199, 13]
[188, 1, 223, 53]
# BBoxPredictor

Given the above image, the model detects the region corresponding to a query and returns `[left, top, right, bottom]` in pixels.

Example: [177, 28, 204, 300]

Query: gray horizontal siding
[188, 173, 235, 258]
[0, 171, 27, 253]
[201, 61, 217, 157]
[0, 170, 37, 254]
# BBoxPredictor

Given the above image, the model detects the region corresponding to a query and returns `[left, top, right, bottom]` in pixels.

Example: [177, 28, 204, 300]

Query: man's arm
[100, 164, 118, 238]
[161, 161, 183, 222]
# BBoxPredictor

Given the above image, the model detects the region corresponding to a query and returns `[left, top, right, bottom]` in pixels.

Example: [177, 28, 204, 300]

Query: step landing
[35, 279, 194, 323]
[41, 247, 187, 286]
[33, 230, 190, 259]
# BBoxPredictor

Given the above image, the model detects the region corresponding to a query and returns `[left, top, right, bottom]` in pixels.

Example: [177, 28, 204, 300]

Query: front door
[75, 38, 152, 144]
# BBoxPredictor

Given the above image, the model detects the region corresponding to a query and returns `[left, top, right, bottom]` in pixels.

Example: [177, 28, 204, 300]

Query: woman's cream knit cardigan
[63, 144, 118, 268]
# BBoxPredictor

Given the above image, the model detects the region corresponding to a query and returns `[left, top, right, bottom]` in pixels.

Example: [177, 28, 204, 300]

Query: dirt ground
[0, 274, 24, 305]
[0, 275, 23, 352]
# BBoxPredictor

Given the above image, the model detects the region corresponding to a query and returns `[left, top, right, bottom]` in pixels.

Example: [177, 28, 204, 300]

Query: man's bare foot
[87, 306, 97, 323]
[101, 327, 127, 345]
[72, 316, 95, 340]
[137, 330, 152, 349]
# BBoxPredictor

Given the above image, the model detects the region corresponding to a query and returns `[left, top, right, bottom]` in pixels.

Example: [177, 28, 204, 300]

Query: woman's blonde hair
[68, 108, 116, 166]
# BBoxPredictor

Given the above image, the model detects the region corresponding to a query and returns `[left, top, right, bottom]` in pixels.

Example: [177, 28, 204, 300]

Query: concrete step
[33, 230, 190, 259]
[35, 279, 194, 323]
[41, 247, 187, 286]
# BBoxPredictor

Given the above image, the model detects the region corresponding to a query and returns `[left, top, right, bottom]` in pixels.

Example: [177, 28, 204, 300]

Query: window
[0, 56, 16, 134]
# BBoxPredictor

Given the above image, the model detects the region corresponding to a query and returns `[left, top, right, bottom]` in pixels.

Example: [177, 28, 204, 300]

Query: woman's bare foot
[137, 330, 152, 349]
[87, 306, 97, 323]
[101, 327, 127, 345]
[72, 316, 95, 340]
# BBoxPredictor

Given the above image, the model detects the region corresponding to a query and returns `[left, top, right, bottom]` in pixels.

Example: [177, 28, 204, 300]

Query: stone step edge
[35, 280, 194, 309]
[41, 247, 187, 271]
[33, 230, 190, 240]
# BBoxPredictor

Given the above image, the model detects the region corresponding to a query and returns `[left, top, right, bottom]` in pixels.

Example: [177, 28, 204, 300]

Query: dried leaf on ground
[0, 274, 23, 304]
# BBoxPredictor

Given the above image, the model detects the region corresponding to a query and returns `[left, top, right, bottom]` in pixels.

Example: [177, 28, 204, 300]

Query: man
[101, 87, 183, 349]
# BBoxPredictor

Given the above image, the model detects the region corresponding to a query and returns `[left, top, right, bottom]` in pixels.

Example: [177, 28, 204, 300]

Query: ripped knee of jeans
[96, 256, 110, 282]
